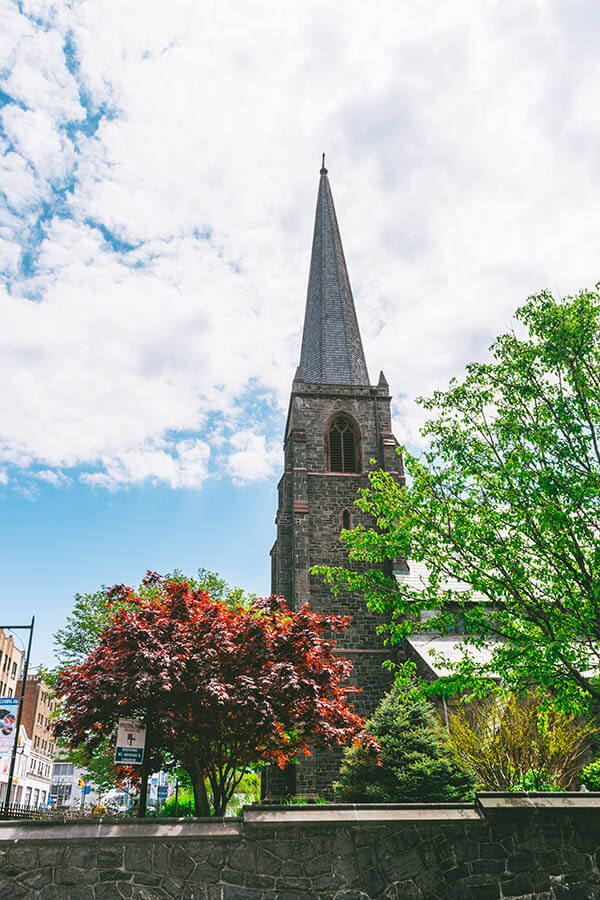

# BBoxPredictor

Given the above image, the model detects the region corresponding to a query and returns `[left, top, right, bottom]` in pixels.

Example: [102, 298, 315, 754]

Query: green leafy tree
[65, 737, 133, 796]
[335, 666, 475, 802]
[316, 287, 600, 715]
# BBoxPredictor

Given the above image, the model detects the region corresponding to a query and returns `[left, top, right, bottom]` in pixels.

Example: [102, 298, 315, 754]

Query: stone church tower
[268, 160, 404, 797]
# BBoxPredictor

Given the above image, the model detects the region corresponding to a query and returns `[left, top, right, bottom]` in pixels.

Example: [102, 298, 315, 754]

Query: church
[267, 160, 404, 797]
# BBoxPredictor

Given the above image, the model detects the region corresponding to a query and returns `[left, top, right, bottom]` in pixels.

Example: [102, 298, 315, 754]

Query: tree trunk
[188, 762, 211, 817]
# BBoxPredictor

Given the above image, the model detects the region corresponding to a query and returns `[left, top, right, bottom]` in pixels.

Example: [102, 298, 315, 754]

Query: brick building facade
[16, 672, 56, 807]
[267, 162, 403, 796]
[0, 628, 23, 699]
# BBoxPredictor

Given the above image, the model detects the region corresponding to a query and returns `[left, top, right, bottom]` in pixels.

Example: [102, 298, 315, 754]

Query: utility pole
[2, 617, 34, 817]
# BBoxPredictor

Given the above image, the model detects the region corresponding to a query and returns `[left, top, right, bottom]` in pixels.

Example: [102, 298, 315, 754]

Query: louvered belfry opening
[328, 416, 360, 473]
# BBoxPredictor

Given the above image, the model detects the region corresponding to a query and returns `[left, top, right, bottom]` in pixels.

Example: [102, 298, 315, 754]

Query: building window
[341, 509, 352, 531]
[327, 416, 360, 473]
[11, 661, 17, 678]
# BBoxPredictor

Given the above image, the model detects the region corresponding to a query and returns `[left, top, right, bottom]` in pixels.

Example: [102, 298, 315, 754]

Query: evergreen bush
[335, 673, 475, 802]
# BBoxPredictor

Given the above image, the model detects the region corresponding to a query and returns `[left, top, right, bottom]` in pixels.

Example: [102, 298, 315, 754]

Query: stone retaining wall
[1, 794, 600, 899]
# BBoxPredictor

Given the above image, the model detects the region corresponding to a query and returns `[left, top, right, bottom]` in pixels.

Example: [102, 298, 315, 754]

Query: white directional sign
[115, 717, 146, 765]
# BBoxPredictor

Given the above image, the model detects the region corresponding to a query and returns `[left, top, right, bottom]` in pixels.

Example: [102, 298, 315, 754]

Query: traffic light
[78, 778, 83, 788]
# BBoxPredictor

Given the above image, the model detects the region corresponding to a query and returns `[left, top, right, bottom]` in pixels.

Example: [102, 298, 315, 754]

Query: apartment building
[16, 671, 56, 808]
[0, 629, 24, 699]
[0, 725, 31, 807]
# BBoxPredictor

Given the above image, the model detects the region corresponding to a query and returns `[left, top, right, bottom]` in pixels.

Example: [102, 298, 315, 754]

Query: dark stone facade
[2, 796, 600, 899]
[268, 167, 405, 796]
[268, 377, 403, 797]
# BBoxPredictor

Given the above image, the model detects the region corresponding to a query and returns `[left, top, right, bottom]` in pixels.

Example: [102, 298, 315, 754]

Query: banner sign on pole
[0, 698, 19, 757]
[115, 717, 146, 765]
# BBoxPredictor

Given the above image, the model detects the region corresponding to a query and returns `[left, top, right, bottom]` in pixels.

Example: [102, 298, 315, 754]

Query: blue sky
[0, 474, 277, 663]
[2, 0, 600, 665]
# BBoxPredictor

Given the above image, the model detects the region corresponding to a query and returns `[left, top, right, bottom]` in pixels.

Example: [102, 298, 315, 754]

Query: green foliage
[158, 772, 260, 817]
[315, 286, 600, 715]
[510, 769, 563, 792]
[63, 736, 127, 794]
[282, 795, 327, 805]
[581, 758, 600, 791]
[447, 691, 595, 790]
[158, 788, 195, 817]
[335, 674, 475, 802]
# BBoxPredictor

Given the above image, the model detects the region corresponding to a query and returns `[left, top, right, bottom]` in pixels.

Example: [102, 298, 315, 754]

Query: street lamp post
[1, 617, 34, 817]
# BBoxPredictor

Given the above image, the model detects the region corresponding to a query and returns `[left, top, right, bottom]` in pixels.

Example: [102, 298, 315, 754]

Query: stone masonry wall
[2, 796, 600, 899]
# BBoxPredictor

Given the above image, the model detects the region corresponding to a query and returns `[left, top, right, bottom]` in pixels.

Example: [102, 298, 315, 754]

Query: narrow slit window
[341, 509, 352, 530]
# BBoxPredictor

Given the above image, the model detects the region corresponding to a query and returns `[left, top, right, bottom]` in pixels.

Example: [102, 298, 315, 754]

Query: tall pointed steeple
[266, 159, 403, 800]
[297, 158, 370, 385]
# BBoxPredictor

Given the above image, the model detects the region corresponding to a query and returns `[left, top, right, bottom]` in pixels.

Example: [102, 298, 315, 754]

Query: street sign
[115, 717, 146, 765]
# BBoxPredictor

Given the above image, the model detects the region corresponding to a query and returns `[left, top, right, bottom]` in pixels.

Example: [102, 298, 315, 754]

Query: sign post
[114, 716, 151, 818]
[115, 718, 146, 765]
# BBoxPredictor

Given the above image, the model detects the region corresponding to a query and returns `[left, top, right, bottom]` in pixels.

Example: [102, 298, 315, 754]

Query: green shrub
[335, 679, 475, 802]
[158, 789, 195, 817]
[447, 691, 595, 790]
[581, 758, 600, 791]
[510, 768, 563, 792]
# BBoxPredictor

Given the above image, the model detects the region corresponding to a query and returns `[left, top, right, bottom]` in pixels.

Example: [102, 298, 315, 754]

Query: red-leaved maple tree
[57, 573, 366, 815]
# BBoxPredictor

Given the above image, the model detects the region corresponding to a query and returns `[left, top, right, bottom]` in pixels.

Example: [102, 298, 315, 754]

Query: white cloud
[79, 438, 210, 490]
[227, 431, 282, 484]
[2, 106, 74, 182]
[1, 0, 600, 488]
[35, 469, 71, 486]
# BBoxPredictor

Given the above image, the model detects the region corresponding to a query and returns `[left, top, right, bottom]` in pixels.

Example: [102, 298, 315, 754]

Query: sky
[1, 0, 599, 666]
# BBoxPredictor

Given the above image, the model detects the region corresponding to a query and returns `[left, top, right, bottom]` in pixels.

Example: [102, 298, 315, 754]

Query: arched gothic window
[327, 416, 360, 473]
[341, 509, 352, 530]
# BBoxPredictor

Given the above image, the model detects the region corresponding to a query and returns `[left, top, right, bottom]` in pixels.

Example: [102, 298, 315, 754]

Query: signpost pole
[137, 718, 151, 819]
[114, 715, 149, 817]
[2, 616, 34, 817]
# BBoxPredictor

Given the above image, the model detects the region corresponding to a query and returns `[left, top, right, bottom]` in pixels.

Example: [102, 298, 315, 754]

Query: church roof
[297, 160, 370, 385]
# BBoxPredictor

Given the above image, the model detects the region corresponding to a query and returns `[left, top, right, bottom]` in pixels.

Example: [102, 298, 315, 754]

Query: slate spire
[297, 159, 370, 385]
